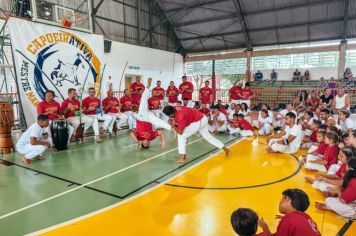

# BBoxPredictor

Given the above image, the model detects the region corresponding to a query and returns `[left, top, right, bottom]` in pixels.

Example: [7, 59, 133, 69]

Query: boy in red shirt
[152, 80, 165, 107]
[102, 90, 129, 132]
[179, 76, 194, 107]
[82, 87, 112, 142]
[199, 80, 213, 107]
[163, 104, 230, 163]
[166, 81, 179, 106]
[237, 114, 254, 137]
[258, 189, 321, 236]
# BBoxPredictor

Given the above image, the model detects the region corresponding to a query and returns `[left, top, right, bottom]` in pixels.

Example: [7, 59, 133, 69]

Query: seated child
[304, 132, 339, 172]
[257, 109, 273, 136]
[231, 208, 258, 236]
[258, 189, 321, 235]
[237, 114, 254, 137]
[227, 113, 240, 135]
[301, 119, 321, 149]
[305, 147, 354, 192]
[301, 130, 327, 163]
[315, 159, 356, 219]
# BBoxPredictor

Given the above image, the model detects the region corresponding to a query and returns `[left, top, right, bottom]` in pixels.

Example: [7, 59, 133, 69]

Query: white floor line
[0, 138, 204, 221]
[29, 138, 245, 235]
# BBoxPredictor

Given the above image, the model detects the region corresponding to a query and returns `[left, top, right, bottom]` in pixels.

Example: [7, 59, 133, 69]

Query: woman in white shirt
[338, 110, 354, 133]
[258, 109, 273, 136]
[239, 102, 251, 122]
[252, 104, 273, 128]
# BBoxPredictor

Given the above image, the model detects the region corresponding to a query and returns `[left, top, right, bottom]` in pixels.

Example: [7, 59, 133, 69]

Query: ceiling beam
[231, 0, 252, 50]
[173, 14, 239, 27]
[179, 16, 356, 41]
[341, 0, 350, 42]
[164, 0, 230, 13]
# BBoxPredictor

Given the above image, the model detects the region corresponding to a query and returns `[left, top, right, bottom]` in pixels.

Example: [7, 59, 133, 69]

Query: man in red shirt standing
[130, 76, 145, 98]
[240, 82, 254, 108]
[199, 80, 213, 107]
[258, 189, 321, 236]
[82, 87, 112, 143]
[152, 80, 165, 108]
[61, 88, 94, 138]
[229, 83, 242, 105]
[166, 81, 179, 106]
[37, 90, 74, 142]
[163, 105, 230, 163]
[179, 76, 194, 107]
[102, 90, 129, 132]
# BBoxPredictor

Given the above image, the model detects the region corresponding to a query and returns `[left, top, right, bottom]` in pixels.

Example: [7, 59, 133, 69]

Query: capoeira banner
[8, 17, 105, 126]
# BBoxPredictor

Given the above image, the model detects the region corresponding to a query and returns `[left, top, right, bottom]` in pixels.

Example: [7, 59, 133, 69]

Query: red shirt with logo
[166, 86, 179, 103]
[130, 82, 145, 96]
[229, 119, 240, 128]
[120, 96, 133, 112]
[256, 211, 321, 236]
[152, 87, 165, 100]
[174, 106, 203, 133]
[179, 81, 194, 100]
[229, 86, 241, 100]
[136, 120, 159, 141]
[37, 100, 61, 120]
[61, 98, 80, 118]
[240, 88, 254, 100]
[199, 87, 213, 104]
[131, 94, 141, 108]
[148, 97, 161, 110]
[82, 96, 100, 115]
[102, 97, 120, 113]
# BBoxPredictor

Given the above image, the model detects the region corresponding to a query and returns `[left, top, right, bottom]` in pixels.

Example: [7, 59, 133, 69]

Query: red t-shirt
[131, 94, 141, 108]
[152, 87, 165, 100]
[102, 97, 120, 113]
[179, 81, 194, 100]
[199, 108, 211, 116]
[37, 100, 61, 120]
[335, 163, 347, 177]
[166, 86, 179, 103]
[61, 98, 80, 118]
[257, 211, 321, 236]
[130, 82, 145, 96]
[239, 119, 253, 131]
[229, 120, 240, 128]
[322, 145, 339, 170]
[136, 120, 159, 141]
[309, 130, 317, 142]
[341, 178, 356, 203]
[199, 87, 213, 104]
[148, 97, 161, 110]
[174, 106, 203, 133]
[82, 96, 100, 115]
[315, 142, 328, 155]
[240, 88, 254, 100]
[120, 96, 133, 112]
[229, 86, 241, 100]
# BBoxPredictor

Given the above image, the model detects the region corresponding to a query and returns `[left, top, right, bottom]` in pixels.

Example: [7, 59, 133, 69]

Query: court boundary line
[0, 138, 204, 221]
[27, 138, 245, 235]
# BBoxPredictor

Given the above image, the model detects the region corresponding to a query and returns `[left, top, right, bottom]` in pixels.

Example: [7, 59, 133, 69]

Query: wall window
[346, 50, 356, 67]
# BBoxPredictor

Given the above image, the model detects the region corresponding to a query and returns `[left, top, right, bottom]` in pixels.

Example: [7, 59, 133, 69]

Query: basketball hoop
[62, 13, 85, 28]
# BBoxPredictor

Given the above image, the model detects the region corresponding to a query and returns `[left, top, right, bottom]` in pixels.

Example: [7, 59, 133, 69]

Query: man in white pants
[16, 115, 55, 166]
[82, 87, 112, 143]
[267, 112, 303, 154]
[163, 105, 230, 163]
[61, 88, 94, 139]
[102, 90, 129, 133]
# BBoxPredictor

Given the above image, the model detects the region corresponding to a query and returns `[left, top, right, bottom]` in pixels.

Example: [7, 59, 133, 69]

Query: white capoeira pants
[16, 138, 53, 160]
[325, 197, 356, 219]
[312, 181, 335, 192]
[67, 116, 94, 135]
[178, 116, 224, 155]
[304, 155, 327, 172]
[87, 114, 112, 136]
[136, 87, 171, 131]
[256, 123, 273, 135]
[107, 112, 129, 132]
[268, 138, 294, 154]
[228, 126, 253, 137]
[209, 123, 227, 133]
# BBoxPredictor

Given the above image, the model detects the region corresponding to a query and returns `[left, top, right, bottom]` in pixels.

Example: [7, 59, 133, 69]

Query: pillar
[338, 41, 347, 80]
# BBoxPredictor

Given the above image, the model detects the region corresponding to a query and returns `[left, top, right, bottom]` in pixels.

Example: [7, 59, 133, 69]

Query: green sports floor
[0, 132, 238, 236]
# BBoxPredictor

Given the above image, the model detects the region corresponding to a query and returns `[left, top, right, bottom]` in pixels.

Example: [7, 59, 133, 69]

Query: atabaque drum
[51, 120, 69, 151]
[0, 102, 14, 154]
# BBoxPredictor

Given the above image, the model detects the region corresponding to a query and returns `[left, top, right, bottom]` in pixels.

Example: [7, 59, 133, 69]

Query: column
[338, 41, 347, 80]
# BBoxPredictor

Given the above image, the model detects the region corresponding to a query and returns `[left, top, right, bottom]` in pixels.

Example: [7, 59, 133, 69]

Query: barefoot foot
[21, 156, 31, 166]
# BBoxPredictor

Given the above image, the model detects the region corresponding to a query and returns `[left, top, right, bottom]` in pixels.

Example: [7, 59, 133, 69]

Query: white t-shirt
[339, 118, 354, 133]
[284, 124, 303, 153]
[239, 109, 251, 117]
[211, 112, 227, 125]
[258, 110, 274, 120]
[17, 123, 47, 147]
[258, 116, 273, 124]
[227, 109, 238, 120]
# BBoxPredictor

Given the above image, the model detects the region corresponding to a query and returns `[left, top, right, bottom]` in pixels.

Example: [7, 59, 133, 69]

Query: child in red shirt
[301, 130, 327, 164]
[304, 132, 339, 172]
[258, 189, 321, 236]
[316, 159, 356, 218]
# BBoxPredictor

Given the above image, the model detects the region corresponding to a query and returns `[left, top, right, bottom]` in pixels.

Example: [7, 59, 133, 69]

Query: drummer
[61, 88, 94, 139]
[82, 87, 112, 143]
[16, 114, 56, 166]
[37, 90, 74, 141]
